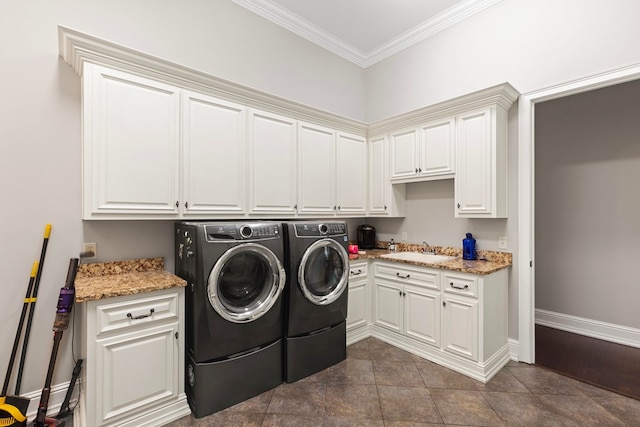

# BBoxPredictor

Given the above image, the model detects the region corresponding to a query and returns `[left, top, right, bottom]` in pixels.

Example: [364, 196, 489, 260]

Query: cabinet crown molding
[58, 25, 367, 135]
[368, 83, 519, 136]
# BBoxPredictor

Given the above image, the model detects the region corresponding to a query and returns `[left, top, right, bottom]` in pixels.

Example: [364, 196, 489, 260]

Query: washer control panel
[205, 223, 281, 241]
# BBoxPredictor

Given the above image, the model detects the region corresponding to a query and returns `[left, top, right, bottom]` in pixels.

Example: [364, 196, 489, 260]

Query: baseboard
[508, 338, 520, 362]
[20, 379, 79, 419]
[535, 309, 640, 349]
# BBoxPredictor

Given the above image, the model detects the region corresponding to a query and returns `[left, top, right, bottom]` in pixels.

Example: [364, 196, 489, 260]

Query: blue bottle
[462, 233, 478, 260]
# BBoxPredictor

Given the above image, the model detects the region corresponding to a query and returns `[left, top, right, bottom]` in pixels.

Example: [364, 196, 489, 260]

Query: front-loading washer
[175, 221, 286, 418]
[282, 221, 350, 382]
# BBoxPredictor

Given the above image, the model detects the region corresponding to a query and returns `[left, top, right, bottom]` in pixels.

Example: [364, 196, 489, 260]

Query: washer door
[208, 243, 286, 323]
[298, 238, 349, 305]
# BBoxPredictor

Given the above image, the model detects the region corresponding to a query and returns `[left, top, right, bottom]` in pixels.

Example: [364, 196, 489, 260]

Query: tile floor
[167, 337, 640, 426]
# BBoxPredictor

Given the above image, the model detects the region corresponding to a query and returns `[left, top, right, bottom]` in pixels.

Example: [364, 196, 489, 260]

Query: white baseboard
[19, 379, 80, 419]
[535, 309, 640, 349]
[508, 338, 520, 362]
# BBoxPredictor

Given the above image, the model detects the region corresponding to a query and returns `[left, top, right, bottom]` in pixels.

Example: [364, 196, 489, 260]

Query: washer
[282, 221, 350, 382]
[175, 221, 286, 418]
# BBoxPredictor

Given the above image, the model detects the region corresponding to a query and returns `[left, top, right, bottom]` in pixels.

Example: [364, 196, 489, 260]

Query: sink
[379, 252, 457, 264]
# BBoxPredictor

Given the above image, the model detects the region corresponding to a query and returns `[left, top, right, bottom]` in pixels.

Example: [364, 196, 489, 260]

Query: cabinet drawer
[442, 273, 477, 298]
[349, 262, 368, 279]
[95, 291, 179, 336]
[375, 262, 439, 290]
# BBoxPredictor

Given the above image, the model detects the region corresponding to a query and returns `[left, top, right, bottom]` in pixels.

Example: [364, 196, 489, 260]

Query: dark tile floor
[167, 337, 640, 426]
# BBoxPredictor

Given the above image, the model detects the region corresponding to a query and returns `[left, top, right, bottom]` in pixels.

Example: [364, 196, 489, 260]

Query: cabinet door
[83, 64, 180, 218]
[182, 91, 246, 215]
[420, 118, 455, 178]
[368, 136, 388, 215]
[455, 107, 494, 217]
[297, 122, 336, 215]
[442, 295, 478, 360]
[336, 132, 367, 215]
[347, 279, 368, 331]
[248, 110, 297, 215]
[404, 285, 441, 348]
[95, 324, 179, 425]
[373, 280, 403, 333]
[389, 128, 419, 180]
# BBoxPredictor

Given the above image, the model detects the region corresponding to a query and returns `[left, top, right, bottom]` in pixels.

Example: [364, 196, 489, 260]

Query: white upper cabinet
[247, 109, 298, 215]
[390, 128, 420, 181]
[297, 122, 336, 215]
[182, 91, 246, 215]
[455, 105, 508, 218]
[83, 64, 181, 218]
[336, 132, 367, 215]
[419, 118, 455, 178]
[369, 135, 406, 217]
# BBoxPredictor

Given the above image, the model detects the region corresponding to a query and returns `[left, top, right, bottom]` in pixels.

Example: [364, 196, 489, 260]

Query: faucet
[421, 241, 435, 255]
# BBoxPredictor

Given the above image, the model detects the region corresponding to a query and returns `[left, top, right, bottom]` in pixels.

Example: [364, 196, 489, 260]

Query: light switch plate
[498, 236, 507, 249]
[401, 231, 407, 241]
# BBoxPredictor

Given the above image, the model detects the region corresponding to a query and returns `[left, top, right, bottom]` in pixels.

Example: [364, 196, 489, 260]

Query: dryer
[175, 221, 286, 418]
[282, 221, 350, 382]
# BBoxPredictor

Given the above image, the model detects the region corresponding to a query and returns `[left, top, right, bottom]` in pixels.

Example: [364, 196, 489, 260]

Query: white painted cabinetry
[297, 122, 336, 215]
[247, 109, 298, 215]
[346, 261, 369, 342]
[83, 63, 181, 218]
[368, 135, 406, 217]
[336, 132, 367, 215]
[455, 106, 508, 218]
[182, 91, 246, 215]
[81, 288, 188, 427]
[371, 261, 509, 382]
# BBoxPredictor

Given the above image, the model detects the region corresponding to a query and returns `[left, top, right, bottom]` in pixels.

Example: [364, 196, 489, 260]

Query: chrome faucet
[421, 241, 435, 255]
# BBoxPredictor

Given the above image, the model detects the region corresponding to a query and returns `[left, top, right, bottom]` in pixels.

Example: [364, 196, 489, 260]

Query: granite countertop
[75, 257, 186, 303]
[348, 242, 511, 275]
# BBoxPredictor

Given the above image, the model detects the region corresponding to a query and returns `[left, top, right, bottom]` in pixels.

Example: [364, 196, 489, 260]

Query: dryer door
[298, 238, 349, 305]
[208, 243, 286, 323]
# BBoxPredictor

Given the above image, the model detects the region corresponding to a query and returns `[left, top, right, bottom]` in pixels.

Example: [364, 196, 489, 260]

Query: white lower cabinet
[371, 261, 508, 383]
[346, 261, 369, 343]
[81, 288, 189, 427]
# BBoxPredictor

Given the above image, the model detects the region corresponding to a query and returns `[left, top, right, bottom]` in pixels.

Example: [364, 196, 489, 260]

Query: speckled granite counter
[349, 243, 511, 275]
[75, 257, 186, 303]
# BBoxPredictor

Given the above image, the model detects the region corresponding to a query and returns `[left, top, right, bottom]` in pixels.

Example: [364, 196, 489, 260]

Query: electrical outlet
[401, 231, 408, 242]
[82, 242, 97, 259]
[498, 236, 507, 249]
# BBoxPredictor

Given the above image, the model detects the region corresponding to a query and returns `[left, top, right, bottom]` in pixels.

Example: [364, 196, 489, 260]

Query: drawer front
[442, 273, 478, 298]
[349, 262, 368, 279]
[375, 262, 439, 290]
[95, 291, 180, 336]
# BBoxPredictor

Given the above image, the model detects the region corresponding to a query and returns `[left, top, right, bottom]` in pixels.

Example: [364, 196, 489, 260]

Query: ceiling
[230, 0, 501, 68]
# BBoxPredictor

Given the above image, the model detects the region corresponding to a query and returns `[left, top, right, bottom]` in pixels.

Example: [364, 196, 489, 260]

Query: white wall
[365, 0, 640, 122]
[535, 79, 640, 329]
[0, 0, 363, 396]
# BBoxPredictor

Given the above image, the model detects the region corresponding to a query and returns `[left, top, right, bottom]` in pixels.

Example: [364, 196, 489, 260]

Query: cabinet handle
[333, 205, 337, 211]
[127, 308, 155, 320]
[185, 201, 189, 209]
[415, 168, 418, 173]
[294, 204, 298, 210]
[175, 332, 179, 339]
[402, 291, 406, 297]
[418, 168, 422, 172]
[443, 301, 446, 307]
[450, 282, 469, 290]
[338, 205, 341, 210]
[457, 203, 461, 209]
[399, 290, 402, 296]
[384, 205, 387, 210]
[175, 201, 179, 208]
[396, 273, 410, 279]
[350, 269, 363, 276]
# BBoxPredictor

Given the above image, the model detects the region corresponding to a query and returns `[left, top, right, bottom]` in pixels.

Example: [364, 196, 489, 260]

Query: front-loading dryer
[282, 221, 350, 382]
[175, 221, 286, 418]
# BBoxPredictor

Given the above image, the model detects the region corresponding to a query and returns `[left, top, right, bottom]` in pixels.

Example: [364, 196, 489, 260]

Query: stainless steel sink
[379, 252, 457, 263]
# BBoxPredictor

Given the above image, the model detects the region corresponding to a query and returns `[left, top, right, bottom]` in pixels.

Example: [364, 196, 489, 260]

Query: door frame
[517, 63, 640, 363]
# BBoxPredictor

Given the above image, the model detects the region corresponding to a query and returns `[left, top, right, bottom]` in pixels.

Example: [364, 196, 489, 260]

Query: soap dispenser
[462, 233, 478, 260]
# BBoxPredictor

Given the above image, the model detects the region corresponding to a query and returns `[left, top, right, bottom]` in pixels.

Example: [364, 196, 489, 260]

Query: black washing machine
[282, 221, 350, 382]
[175, 221, 286, 418]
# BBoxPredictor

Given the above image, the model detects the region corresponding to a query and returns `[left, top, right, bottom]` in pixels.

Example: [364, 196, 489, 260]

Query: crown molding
[367, 82, 519, 136]
[229, 0, 502, 68]
[58, 25, 367, 135]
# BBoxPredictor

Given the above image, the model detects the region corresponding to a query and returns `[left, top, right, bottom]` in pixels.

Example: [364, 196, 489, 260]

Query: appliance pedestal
[285, 321, 346, 383]
[186, 339, 283, 418]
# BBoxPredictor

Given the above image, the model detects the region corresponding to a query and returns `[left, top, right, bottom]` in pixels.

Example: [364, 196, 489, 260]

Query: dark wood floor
[536, 324, 640, 400]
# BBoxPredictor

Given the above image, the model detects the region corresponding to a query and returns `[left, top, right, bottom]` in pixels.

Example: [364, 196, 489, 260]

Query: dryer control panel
[294, 222, 346, 237]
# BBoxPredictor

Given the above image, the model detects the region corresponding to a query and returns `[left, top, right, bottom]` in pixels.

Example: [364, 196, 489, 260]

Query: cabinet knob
[457, 203, 461, 209]
[175, 332, 179, 339]
[443, 301, 446, 307]
[384, 205, 387, 210]
[175, 201, 179, 208]
[338, 205, 341, 210]
[294, 204, 298, 210]
[418, 168, 422, 172]
[415, 168, 418, 173]
[185, 201, 189, 209]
